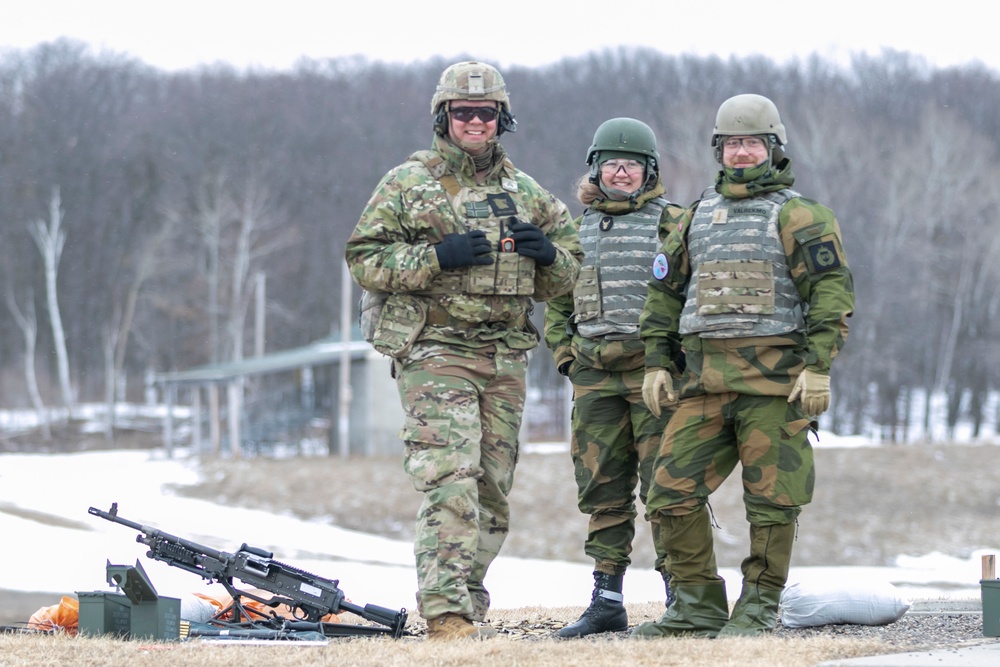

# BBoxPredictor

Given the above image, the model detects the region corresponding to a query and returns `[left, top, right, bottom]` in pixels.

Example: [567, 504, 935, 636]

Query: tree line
[1, 39, 998, 442]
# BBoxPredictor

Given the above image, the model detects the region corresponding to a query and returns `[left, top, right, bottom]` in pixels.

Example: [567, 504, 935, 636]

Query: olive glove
[788, 368, 831, 417]
[642, 368, 676, 418]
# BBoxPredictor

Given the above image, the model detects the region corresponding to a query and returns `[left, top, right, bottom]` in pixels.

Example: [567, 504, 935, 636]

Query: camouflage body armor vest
[410, 150, 537, 302]
[573, 197, 667, 339]
[679, 188, 805, 338]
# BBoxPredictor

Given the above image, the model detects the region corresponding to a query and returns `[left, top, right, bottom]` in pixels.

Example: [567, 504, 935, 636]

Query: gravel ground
[770, 608, 988, 650]
[454, 603, 991, 650]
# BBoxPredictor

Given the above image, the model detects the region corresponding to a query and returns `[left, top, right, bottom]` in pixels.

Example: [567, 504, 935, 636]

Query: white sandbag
[780, 579, 910, 628]
[180, 594, 217, 623]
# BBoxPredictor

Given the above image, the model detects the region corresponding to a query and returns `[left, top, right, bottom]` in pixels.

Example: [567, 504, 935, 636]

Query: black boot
[555, 571, 628, 638]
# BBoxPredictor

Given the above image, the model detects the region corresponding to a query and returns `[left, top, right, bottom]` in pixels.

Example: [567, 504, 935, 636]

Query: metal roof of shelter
[155, 337, 375, 386]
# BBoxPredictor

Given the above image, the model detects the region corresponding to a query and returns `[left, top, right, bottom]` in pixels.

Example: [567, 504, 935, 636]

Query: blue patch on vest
[652, 253, 669, 280]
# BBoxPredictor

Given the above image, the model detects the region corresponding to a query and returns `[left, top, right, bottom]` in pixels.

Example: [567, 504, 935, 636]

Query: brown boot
[425, 613, 498, 641]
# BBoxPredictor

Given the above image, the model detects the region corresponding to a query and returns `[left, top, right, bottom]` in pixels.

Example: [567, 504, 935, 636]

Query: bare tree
[192, 171, 237, 364]
[5, 287, 50, 440]
[224, 176, 299, 362]
[28, 187, 73, 416]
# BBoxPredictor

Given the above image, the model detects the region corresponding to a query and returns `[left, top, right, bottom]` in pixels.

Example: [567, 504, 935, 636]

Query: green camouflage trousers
[394, 339, 526, 622]
[645, 392, 814, 526]
[569, 365, 674, 574]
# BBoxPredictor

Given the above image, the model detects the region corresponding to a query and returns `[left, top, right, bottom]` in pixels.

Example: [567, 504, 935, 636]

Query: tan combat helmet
[431, 61, 516, 135]
[712, 93, 787, 146]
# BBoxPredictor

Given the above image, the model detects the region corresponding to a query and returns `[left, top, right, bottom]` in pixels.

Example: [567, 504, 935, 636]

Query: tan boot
[425, 613, 498, 641]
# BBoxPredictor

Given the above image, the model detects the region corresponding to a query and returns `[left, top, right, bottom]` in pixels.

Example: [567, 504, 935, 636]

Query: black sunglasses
[449, 106, 499, 123]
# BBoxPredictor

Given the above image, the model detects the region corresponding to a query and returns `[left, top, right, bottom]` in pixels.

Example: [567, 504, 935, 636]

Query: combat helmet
[586, 117, 659, 188]
[711, 93, 787, 147]
[431, 61, 517, 136]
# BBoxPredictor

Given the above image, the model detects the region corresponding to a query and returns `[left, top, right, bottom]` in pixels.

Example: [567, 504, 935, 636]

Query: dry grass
[0, 604, 890, 667]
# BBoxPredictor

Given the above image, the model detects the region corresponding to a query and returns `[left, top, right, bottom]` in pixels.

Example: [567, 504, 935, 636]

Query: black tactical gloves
[508, 219, 557, 266]
[435, 230, 494, 269]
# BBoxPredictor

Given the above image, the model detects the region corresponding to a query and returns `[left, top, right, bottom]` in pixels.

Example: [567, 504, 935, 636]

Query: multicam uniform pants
[645, 392, 814, 526]
[568, 364, 674, 574]
[394, 339, 526, 622]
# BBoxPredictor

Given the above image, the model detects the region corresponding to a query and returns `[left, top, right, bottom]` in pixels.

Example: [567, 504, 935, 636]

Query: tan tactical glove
[642, 368, 676, 418]
[788, 368, 831, 417]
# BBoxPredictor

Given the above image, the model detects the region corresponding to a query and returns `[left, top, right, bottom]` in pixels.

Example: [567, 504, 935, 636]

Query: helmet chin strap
[598, 182, 637, 201]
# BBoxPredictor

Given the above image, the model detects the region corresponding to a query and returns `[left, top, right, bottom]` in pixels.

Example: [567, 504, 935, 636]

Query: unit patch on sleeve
[807, 240, 843, 273]
[652, 253, 669, 280]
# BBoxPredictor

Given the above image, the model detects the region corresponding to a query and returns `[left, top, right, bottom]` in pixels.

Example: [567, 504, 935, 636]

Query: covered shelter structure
[153, 336, 403, 457]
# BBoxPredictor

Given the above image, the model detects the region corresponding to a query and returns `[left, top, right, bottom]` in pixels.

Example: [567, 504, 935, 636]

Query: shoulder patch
[652, 253, 669, 280]
[807, 240, 843, 273]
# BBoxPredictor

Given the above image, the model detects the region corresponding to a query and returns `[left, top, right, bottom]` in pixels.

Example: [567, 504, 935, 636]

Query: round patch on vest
[652, 253, 669, 280]
[599, 216, 614, 231]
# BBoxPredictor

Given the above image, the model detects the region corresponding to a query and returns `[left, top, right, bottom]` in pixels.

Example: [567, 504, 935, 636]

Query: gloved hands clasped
[641, 368, 676, 418]
[507, 218, 557, 266]
[435, 230, 494, 269]
[787, 367, 831, 417]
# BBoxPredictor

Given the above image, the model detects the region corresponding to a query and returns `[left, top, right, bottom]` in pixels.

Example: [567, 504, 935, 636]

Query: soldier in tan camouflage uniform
[543, 118, 687, 637]
[633, 94, 854, 638]
[345, 61, 581, 641]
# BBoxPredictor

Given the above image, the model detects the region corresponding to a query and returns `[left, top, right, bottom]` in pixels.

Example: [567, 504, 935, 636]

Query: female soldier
[544, 118, 686, 638]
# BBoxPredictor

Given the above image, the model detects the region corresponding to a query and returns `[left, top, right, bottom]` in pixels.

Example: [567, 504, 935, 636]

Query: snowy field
[0, 440, 991, 616]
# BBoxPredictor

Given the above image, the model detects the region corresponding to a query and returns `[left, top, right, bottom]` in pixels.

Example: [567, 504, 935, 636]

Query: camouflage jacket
[346, 135, 581, 351]
[640, 159, 854, 396]
[544, 181, 687, 373]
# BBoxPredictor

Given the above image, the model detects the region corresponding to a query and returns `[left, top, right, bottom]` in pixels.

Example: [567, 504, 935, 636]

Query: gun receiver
[89, 503, 408, 638]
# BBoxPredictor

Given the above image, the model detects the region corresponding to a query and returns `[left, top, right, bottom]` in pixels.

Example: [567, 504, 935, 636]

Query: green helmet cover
[586, 117, 659, 167]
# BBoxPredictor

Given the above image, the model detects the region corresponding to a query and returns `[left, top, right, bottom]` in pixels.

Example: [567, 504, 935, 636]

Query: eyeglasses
[722, 137, 767, 151]
[449, 106, 499, 123]
[600, 159, 644, 174]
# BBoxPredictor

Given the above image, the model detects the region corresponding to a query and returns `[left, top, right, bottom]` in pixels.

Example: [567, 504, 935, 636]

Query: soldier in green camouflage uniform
[345, 61, 581, 641]
[633, 94, 854, 638]
[543, 118, 687, 638]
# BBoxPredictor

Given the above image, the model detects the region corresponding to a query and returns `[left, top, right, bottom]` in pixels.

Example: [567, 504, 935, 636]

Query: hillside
[178, 441, 1000, 571]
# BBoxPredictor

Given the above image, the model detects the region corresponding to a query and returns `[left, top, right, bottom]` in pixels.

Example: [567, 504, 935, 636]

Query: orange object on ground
[27, 595, 80, 635]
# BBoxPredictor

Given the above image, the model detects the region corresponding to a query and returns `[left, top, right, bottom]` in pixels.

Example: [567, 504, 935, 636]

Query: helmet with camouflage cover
[586, 117, 659, 188]
[431, 61, 516, 136]
[711, 94, 787, 147]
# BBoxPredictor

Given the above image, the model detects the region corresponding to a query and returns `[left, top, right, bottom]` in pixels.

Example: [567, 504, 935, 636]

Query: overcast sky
[2, 1, 998, 74]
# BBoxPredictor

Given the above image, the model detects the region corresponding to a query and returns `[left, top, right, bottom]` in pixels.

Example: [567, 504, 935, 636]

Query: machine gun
[89, 503, 408, 638]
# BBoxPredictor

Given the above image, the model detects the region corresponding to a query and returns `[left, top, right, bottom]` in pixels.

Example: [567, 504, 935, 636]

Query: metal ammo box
[77, 560, 180, 640]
